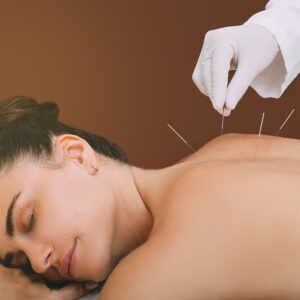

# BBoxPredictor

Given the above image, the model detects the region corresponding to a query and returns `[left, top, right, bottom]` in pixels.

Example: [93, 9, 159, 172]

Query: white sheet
[79, 285, 103, 300]
[79, 289, 100, 300]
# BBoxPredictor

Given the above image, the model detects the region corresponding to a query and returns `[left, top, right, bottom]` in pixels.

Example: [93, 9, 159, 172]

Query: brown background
[0, 0, 299, 168]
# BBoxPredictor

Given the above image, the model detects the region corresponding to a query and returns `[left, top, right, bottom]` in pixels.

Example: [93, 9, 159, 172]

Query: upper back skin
[99, 133, 300, 300]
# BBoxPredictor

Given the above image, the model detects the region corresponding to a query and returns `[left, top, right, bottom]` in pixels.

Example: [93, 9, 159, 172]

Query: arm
[245, 0, 300, 98]
[0, 264, 93, 300]
[192, 0, 300, 115]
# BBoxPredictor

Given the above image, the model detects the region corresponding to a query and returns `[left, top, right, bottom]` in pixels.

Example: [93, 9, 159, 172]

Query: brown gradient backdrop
[0, 0, 299, 168]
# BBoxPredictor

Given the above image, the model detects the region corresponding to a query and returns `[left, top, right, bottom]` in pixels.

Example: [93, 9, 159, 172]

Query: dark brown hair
[0, 95, 129, 172]
[0, 95, 127, 289]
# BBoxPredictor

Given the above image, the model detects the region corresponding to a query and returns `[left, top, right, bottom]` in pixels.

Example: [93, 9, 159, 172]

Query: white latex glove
[192, 24, 279, 116]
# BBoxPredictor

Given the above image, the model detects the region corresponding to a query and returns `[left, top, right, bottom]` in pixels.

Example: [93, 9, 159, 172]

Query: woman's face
[0, 136, 117, 283]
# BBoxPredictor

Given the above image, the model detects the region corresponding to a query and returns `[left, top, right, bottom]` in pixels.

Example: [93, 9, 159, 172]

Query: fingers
[193, 42, 235, 116]
[225, 61, 256, 110]
[216, 107, 231, 117]
[49, 282, 97, 300]
[210, 46, 234, 112]
[192, 55, 209, 97]
[193, 24, 278, 115]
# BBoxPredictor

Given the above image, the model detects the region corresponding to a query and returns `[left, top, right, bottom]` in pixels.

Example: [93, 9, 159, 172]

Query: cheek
[74, 205, 116, 281]
[79, 230, 114, 281]
[38, 188, 95, 233]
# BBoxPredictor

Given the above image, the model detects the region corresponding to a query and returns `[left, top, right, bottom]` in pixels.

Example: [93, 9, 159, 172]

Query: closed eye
[26, 210, 35, 233]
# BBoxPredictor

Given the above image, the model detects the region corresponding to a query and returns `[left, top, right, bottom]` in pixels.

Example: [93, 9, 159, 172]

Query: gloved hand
[192, 24, 279, 116]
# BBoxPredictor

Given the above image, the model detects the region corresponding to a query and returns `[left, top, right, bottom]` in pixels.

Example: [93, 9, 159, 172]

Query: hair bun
[0, 96, 60, 126]
[38, 101, 59, 121]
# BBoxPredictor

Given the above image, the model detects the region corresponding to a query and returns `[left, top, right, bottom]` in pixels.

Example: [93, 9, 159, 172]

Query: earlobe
[89, 165, 98, 175]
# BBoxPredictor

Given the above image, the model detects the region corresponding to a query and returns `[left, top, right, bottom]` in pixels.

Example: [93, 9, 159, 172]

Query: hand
[192, 24, 279, 116]
[0, 264, 97, 300]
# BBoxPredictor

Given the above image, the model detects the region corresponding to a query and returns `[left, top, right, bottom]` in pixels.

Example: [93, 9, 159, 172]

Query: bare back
[99, 134, 300, 300]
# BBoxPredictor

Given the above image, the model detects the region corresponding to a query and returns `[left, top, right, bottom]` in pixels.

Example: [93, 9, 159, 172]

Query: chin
[92, 261, 114, 282]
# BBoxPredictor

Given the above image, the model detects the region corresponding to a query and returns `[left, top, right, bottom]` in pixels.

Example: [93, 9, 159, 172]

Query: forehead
[0, 160, 35, 191]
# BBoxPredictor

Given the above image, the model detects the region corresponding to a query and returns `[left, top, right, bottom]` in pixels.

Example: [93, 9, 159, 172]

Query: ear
[52, 134, 98, 173]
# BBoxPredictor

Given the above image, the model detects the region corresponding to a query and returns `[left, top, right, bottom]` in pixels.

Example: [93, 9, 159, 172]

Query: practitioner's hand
[0, 264, 96, 300]
[192, 24, 279, 116]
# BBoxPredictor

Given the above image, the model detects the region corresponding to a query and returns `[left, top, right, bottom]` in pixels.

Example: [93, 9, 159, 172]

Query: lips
[68, 239, 77, 278]
[60, 239, 77, 278]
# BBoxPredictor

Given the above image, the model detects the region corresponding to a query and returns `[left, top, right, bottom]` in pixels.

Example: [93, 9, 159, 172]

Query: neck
[109, 160, 189, 269]
[107, 162, 155, 269]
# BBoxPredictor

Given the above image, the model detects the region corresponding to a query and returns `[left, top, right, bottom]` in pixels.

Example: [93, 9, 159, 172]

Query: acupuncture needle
[220, 107, 225, 136]
[167, 123, 196, 153]
[258, 112, 265, 137]
[275, 108, 295, 136]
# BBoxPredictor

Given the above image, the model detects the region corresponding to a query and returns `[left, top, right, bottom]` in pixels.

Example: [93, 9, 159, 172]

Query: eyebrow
[6, 192, 21, 237]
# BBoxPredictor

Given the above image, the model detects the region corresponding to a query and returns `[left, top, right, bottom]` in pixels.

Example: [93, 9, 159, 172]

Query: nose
[24, 243, 54, 274]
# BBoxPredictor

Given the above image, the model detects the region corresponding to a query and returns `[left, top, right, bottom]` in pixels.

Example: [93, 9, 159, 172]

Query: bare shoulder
[97, 157, 300, 300]
[97, 163, 237, 300]
[178, 133, 300, 164]
[97, 235, 219, 300]
[97, 240, 174, 300]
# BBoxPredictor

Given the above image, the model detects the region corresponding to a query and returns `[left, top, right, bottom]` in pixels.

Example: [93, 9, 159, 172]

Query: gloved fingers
[210, 45, 234, 112]
[192, 55, 210, 97]
[216, 107, 231, 117]
[224, 107, 231, 116]
[200, 58, 212, 98]
[192, 34, 218, 98]
[225, 62, 256, 111]
[193, 55, 232, 117]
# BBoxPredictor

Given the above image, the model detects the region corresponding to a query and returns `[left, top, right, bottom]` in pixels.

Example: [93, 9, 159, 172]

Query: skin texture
[98, 133, 300, 299]
[0, 134, 153, 285]
[2, 133, 300, 299]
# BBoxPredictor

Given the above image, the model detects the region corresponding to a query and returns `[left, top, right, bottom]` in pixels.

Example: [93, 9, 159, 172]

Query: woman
[1, 95, 300, 299]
